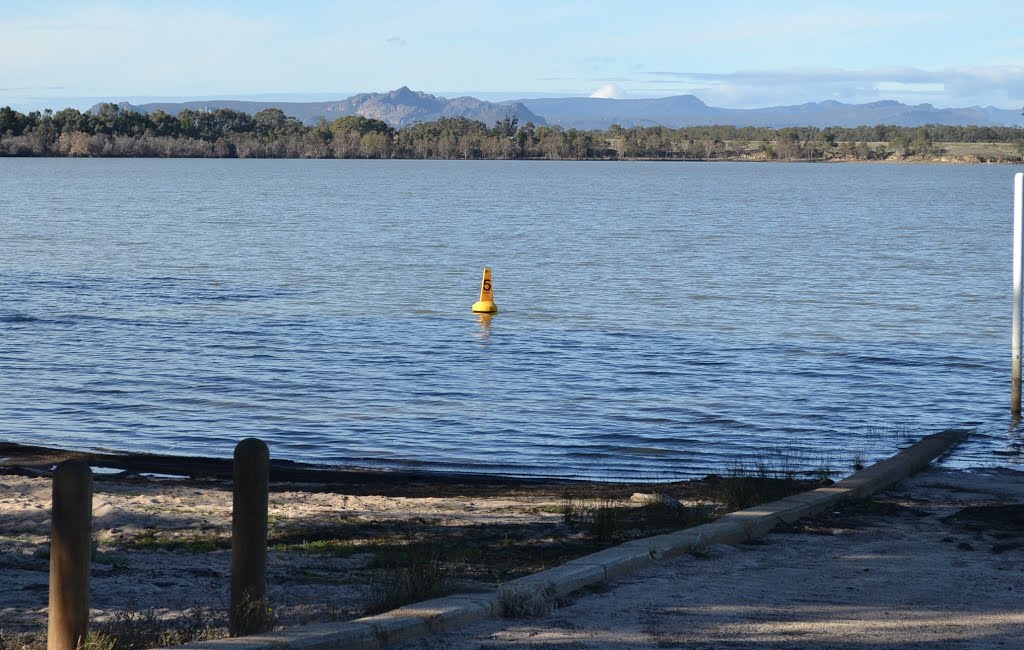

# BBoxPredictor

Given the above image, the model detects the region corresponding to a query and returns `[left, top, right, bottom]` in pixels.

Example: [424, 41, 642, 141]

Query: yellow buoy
[471, 267, 498, 314]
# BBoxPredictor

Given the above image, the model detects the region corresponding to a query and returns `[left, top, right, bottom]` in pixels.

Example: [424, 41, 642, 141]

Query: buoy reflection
[475, 312, 494, 342]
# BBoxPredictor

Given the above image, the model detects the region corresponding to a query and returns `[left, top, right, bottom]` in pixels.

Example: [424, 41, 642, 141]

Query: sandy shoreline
[3, 442, 1022, 648]
[0, 467, 570, 634]
[0, 443, 740, 644]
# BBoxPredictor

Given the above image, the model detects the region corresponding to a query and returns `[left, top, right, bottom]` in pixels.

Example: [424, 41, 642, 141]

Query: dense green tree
[909, 127, 934, 155]
[889, 133, 911, 157]
[51, 108, 90, 134]
[252, 108, 303, 138]
[493, 115, 519, 138]
[0, 106, 30, 136]
[2, 102, 1023, 160]
[329, 115, 393, 137]
[147, 110, 179, 137]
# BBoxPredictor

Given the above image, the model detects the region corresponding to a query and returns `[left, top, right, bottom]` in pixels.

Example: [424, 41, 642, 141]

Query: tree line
[1, 103, 1022, 161]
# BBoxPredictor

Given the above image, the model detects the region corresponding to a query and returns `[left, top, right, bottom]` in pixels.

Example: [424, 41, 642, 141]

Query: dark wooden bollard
[48, 460, 93, 650]
[230, 438, 271, 636]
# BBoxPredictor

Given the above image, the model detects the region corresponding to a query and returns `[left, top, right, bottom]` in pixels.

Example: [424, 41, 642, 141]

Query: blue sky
[2, 0, 1023, 112]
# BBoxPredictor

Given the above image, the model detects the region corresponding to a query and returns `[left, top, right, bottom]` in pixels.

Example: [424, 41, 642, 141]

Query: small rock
[629, 492, 684, 510]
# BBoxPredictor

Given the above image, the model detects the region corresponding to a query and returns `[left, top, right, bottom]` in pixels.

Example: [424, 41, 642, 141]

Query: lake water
[1, 158, 1021, 480]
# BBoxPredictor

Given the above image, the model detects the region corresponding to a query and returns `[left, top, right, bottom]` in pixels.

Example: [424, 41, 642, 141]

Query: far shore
[0, 151, 1020, 164]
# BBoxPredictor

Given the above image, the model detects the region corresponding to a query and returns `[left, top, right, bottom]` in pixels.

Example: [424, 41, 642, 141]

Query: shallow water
[0, 159, 1020, 479]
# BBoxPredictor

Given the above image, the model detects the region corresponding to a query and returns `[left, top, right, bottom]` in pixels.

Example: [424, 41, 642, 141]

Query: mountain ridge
[511, 94, 1022, 129]
[96, 88, 1023, 130]
[108, 87, 545, 129]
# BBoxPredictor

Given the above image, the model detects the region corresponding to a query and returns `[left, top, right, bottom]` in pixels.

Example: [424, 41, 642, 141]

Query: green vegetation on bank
[2, 103, 1023, 162]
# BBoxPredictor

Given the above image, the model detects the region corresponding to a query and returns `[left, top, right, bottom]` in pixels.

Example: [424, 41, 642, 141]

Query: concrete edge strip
[168, 428, 969, 650]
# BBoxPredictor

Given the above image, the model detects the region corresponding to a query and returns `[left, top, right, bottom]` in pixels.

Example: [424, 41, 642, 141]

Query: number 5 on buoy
[471, 267, 498, 314]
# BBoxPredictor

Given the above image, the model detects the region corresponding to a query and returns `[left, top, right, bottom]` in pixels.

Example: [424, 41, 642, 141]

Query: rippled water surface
[1, 159, 1021, 479]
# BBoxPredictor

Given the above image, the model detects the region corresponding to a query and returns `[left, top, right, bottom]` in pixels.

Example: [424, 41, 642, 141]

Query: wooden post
[48, 460, 93, 650]
[230, 438, 270, 636]
[1014, 173, 1023, 414]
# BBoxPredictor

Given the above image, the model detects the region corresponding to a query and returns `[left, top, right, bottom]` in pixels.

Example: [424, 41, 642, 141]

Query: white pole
[1013, 173, 1023, 414]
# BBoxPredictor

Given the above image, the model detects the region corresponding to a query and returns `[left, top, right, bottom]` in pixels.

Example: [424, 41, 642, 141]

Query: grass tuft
[91, 607, 227, 649]
[230, 593, 276, 637]
[499, 583, 557, 618]
[561, 488, 713, 543]
[851, 452, 866, 472]
[715, 470, 809, 512]
[364, 541, 453, 614]
[123, 530, 228, 553]
[0, 608, 227, 650]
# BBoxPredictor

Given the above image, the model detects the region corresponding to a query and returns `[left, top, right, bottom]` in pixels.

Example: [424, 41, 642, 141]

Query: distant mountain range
[112, 87, 545, 129]
[516, 96, 1023, 129]
[103, 87, 1024, 130]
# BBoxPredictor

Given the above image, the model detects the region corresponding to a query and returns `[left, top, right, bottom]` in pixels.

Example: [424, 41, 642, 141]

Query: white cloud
[637, 66, 1024, 108]
[590, 83, 626, 99]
